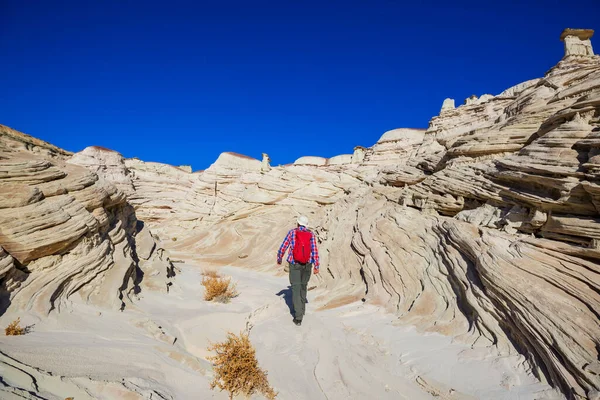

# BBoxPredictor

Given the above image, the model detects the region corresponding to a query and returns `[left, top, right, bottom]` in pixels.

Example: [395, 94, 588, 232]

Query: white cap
[297, 215, 309, 227]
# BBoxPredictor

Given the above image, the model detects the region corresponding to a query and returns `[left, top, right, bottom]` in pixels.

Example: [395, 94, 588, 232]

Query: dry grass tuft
[208, 332, 277, 400]
[202, 275, 238, 303]
[202, 269, 220, 278]
[5, 318, 25, 336]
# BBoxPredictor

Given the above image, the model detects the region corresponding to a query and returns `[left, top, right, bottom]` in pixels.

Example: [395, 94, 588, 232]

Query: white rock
[210, 152, 262, 171]
[327, 154, 352, 165]
[1, 28, 599, 399]
[440, 98, 455, 113]
[464, 95, 478, 105]
[294, 156, 327, 166]
[352, 146, 366, 163]
[261, 153, 271, 172]
[561, 28, 595, 57]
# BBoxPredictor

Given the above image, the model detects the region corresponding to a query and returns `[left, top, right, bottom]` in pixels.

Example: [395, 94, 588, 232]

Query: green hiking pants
[289, 262, 312, 321]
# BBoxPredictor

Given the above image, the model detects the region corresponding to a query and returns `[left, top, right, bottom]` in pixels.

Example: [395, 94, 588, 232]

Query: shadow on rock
[276, 286, 308, 317]
[276, 286, 294, 317]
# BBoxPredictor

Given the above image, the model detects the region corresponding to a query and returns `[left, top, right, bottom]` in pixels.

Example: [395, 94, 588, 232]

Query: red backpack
[293, 229, 312, 264]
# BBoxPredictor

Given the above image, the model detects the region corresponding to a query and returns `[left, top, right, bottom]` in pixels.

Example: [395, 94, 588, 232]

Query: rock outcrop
[0, 29, 599, 399]
[352, 146, 366, 163]
[113, 30, 596, 399]
[561, 29, 595, 57]
[294, 156, 328, 166]
[0, 124, 72, 160]
[261, 153, 271, 172]
[0, 130, 175, 315]
[440, 98, 455, 113]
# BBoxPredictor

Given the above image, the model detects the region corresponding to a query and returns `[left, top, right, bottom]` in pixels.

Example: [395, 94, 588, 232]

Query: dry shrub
[208, 332, 277, 400]
[202, 275, 238, 303]
[5, 318, 25, 336]
[202, 269, 220, 278]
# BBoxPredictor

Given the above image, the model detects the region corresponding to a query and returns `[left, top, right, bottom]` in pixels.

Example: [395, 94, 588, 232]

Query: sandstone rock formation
[0, 29, 599, 399]
[352, 145, 366, 163]
[440, 97, 455, 113]
[294, 155, 328, 165]
[0, 124, 71, 159]
[561, 28, 595, 57]
[103, 30, 596, 399]
[0, 128, 175, 315]
[261, 152, 271, 172]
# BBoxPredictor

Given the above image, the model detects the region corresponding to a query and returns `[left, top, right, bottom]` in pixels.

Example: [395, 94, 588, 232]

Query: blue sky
[1, 1, 598, 170]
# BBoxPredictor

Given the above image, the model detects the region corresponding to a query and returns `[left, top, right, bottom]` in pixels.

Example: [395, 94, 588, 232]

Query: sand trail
[0, 264, 563, 399]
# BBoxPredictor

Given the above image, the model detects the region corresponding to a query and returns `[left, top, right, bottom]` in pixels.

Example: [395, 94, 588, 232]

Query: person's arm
[310, 232, 320, 273]
[277, 230, 293, 264]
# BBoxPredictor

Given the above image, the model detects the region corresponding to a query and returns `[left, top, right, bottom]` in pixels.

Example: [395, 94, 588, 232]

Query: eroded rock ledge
[0, 29, 599, 399]
[0, 127, 175, 315]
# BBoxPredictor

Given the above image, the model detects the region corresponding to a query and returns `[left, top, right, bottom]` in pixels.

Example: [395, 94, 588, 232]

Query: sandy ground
[0, 264, 564, 399]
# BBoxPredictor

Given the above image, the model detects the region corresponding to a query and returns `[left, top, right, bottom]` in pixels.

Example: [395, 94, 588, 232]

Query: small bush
[202, 275, 238, 303]
[5, 318, 25, 336]
[172, 237, 177, 241]
[208, 332, 277, 400]
[202, 269, 220, 278]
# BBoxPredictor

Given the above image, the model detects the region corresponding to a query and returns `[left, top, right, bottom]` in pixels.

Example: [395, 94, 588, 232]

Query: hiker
[276, 215, 320, 326]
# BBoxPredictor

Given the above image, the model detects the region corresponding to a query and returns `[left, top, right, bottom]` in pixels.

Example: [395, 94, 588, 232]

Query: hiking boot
[293, 318, 302, 326]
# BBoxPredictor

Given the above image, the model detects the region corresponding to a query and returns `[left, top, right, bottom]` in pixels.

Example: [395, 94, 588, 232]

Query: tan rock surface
[0, 141, 174, 315]
[0, 28, 599, 399]
[561, 28, 595, 57]
[0, 124, 72, 159]
[106, 31, 596, 398]
[294, 155, 328, 165]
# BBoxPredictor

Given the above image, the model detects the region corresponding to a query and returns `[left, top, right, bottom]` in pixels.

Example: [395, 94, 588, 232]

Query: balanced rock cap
[297, 215, 309, 227]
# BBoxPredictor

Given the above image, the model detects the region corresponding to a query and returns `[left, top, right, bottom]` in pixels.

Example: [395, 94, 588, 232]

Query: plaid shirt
[277, 226, 320, 268]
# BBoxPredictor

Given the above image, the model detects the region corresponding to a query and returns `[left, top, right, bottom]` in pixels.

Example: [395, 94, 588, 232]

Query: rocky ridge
[0, 126, 176, 317]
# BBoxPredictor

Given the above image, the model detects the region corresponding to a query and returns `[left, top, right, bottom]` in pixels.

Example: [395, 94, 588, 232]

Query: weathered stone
[0, 124, 72, 159]
[261, 153, 271, 172]
[0, 143, 175, 314]
[327, 154, 353, 165]
[440, 98, 455, 113]
[465, 95, 478, 105]
[352, 146, 366, 163]
[0, 27, 599, 399]
[561, 28, 595, 57]
[294, 156, 327, 166]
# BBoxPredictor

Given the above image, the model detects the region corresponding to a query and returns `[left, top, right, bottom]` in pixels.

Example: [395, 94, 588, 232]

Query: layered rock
[0, 246, 24, 316]
[440, 98, 455, 113]
[561, 29, 595, 57]
[400, 49, 600, 236]
[0, 141, 174, 315]
[0, 124, 72, 160]
[318, 199, 599, 398]
[1, 28, 598, 399]
[363, 128, 426, 165]
[110, 29, 596, 398]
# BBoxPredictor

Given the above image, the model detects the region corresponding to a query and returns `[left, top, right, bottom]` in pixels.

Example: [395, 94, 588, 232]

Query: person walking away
[277, 215, 320, 326]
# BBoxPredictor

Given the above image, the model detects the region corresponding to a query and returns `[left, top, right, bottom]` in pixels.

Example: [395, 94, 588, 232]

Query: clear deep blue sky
[1, 1, 598, 170]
